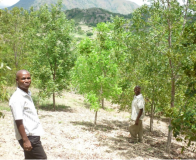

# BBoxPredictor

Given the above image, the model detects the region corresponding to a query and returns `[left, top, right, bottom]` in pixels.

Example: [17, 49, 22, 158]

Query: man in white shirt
[128, 86, 145, 143]
[9, 70, 47, 159]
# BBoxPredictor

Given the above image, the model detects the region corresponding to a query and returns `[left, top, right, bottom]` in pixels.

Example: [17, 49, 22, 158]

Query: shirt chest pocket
[133, 99, 139, 106]
[23, 102, 33, 113]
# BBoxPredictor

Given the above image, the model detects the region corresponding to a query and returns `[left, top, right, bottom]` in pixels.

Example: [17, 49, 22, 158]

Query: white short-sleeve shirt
[131, 94, 145, 121]
[9, 88, 44, 140]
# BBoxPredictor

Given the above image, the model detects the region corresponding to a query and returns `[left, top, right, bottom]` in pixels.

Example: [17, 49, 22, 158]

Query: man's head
[16, 70, 31, 93]
[134, 86, 141, 96]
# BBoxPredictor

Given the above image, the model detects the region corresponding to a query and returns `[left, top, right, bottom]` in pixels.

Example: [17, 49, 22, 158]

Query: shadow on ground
[37, 104, 73, 112]
[70, 119, 130, 132]
[70, 119, 196, 159]
[70, 121, 116, 132]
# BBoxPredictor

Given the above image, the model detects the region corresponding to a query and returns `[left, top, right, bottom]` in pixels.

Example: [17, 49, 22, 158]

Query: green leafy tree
[29, 1, 75, 110]
[71, 23, 122, 125]
[110, 15, 170, 133]
[128, 5, 171, 132]
[171, 2, 196, 151]
[0, 61, 11, 118]
[0, 7, 31, 84]
[126, 0, 196, 152]
[108, 0, 195, 153]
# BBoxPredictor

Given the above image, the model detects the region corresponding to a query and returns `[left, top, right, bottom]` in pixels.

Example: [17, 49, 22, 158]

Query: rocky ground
[0, 91, 195, 159]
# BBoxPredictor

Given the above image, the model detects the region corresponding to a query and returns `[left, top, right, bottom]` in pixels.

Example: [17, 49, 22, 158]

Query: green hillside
[65, 8, 132, 26]
[8, 0, 139, 14]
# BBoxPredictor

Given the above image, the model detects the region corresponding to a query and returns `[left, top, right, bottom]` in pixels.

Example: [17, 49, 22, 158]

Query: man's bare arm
[135, 109, 143, 125]
[15, 120, 32, 151]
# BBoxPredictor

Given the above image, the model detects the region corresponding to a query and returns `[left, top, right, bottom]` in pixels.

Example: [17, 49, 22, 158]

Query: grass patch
[0, 101, 10, 111]
[0, 106, 10, 111]
[105, 107, 114, 112]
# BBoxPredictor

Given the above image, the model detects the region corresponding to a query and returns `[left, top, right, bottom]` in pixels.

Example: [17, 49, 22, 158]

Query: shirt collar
[134, 94, 142, 98]
[17, 87, 31, 97]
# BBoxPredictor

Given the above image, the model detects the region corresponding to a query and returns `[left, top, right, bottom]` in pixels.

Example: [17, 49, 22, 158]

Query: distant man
[128, 86, 145, 143]
[9, 70, 47, 159]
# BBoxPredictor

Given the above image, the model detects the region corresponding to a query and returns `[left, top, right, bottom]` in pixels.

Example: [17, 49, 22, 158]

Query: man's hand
[15, 120, 33, 151]
[23, 138, 33, 151]
[135, 108, 143, 125]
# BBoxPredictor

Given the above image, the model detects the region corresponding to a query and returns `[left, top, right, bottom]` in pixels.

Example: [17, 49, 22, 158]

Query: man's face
[134, 87, 140, 96]
[16, 71, 31, 92]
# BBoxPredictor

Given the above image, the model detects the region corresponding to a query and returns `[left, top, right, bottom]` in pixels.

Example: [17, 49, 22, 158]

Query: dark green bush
[86, 32, 93, 36]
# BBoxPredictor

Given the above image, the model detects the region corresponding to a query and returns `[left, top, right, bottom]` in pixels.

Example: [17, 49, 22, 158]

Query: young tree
[0, 7, 31, 84]
[71, 22, 122, 125]
[29, 1, 75, 110]
[126, 0, 195, 152]
[110, 15, 170, 133]
[109, 0, 195, 153]
[0, 61, 11, 118]
[171, 2, 196, 151]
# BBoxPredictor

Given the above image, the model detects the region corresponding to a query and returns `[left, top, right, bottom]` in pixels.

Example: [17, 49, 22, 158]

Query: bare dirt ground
[0, 91, 196, 160]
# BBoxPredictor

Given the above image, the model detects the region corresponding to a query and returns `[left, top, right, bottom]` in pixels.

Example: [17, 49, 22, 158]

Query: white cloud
[128, 0, 150, 6]
[128, 0, 185, 6]
[0, 0, 20, 9]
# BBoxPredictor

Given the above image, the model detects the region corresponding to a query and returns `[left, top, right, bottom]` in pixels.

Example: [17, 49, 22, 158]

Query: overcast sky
[128, 0, 184, 6]
[0, 0, 20, 9]
[128, 0, 150, 6]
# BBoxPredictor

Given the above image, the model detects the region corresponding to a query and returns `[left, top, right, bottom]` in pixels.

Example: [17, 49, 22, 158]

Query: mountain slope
[64, 8, 132, 26]
[8, 0, 139, 14]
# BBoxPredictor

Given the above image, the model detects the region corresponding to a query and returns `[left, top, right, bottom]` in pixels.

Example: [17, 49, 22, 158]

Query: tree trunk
[94, 111, 98, 126]
[100, 85, 104, 109]
[102, 98, 104, 108]
[14, 44, 18, 68]
[166, 72, 175, 153]
[166, 118, 172, 153]
[37, 94, 40, 115]
[53, 73, 56, 111]
[166, 0, 175, 153]
[150, 102, 154, 132]
[53, 92, 56, 111]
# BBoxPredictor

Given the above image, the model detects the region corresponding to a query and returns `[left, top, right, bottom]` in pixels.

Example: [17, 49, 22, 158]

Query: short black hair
[135, 86, 141, 89]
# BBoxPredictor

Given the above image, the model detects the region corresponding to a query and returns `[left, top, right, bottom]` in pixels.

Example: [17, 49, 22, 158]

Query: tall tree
[0, 7, 31, 84]
[29, 1, 75, 110]
[0, 61, 11, 118]
[110, 15, 170, 133]
[71, 22, 122, 125]
[171, 2, 196, 151]
[126, 0, 195, 152]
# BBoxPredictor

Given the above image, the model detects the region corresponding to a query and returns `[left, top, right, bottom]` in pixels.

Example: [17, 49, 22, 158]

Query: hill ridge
[64, 7, 132, 26]
[8, 0, 139, 14]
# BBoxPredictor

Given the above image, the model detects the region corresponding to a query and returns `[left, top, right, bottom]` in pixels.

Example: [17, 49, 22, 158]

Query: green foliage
[64, 8, 133, 27]
[78, 30, 85, 35]
[124, 0, 196, 151]
[0, 105, 11, 112]
[172, 98, 196, 148]
[0, 61, 11, 119]
[0, 7, 32, 84]
[0, 62, 11, 102]
[85, 92, 100, 112]
[27, 1, 76, 109]
[86, 32, 93, 36]
[0, 112, 5, 119]
[71, 22, 122, 123]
